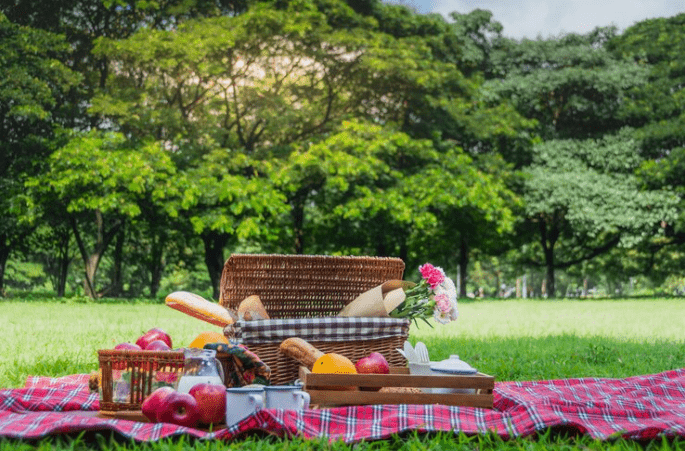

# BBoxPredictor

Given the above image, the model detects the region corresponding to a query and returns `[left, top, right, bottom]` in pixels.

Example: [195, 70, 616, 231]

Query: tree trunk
[149, 231, 165, 299]
[291, 199, 305, 255]
[539, 216, 559, 298]
[84, 253, 99, 298]
[203, 232, 228, 300]
[55, 229, 71, 298]
[399, 242, 408, 266]
[110, 225, 125, 297]
[71, 211, 122, 299]
[0, 237, 9, 297]
[458, 235, 469, 298]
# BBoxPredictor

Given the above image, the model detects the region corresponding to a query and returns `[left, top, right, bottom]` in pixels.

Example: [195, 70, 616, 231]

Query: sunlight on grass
[1, 298, 684, 388]
[1, 301, 204, 387]
[412, 298, 685, 343]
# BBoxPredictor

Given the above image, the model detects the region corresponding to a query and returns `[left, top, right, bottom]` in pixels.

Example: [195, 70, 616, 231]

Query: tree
[90, 0, 395, 288]
[0, 13, 80, 295]
[328, 6, 533, 286]
[27, 131, 186, 297]
[482, 29, 667, 296]
[408, 150, 521, 295]
[518, 131, 678, 297]
[276, 120, 434, 257]
[608, 14, 685, 267]
[183, 150, 288, 299]
[1, 1, 256, 296]
[275, 119, 521, 298]
[487, 28, 648, 141]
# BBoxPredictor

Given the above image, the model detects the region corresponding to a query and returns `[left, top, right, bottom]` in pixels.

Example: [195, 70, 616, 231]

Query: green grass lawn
[1, 296, 684, 450]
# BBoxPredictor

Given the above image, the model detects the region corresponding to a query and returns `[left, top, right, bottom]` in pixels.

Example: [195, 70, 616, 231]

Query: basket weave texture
[218, 254, 409, 385]
[98, 350, 236, 413]
[219, 254, 406, 318]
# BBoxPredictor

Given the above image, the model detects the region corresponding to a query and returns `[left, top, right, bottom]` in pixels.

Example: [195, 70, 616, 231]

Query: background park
[1, 0, 684, 449]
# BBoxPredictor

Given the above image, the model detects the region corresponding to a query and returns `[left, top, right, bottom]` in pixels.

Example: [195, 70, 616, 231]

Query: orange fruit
[312, 353, 357, 374]
[312, 353, 357, 391]
[188, 331, 229, 349]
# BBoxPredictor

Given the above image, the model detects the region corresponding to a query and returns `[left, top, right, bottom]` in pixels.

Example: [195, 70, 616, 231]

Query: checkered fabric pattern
[227, 317, 411, 344]
[1, 369, 684, 443]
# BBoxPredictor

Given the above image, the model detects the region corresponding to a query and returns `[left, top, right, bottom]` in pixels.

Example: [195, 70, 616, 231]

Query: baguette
[279, 337, 324, 369]
[165, 291, 236, 327]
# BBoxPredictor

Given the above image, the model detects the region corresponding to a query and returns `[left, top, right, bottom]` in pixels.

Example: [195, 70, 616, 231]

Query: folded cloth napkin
[204, 342, 271, 387]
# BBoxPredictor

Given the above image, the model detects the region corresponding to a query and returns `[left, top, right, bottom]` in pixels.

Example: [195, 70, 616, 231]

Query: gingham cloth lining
[227, 317, 410, 344]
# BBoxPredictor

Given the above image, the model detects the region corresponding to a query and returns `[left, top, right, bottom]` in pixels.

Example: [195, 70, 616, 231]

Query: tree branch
[555, 234, 622, 269]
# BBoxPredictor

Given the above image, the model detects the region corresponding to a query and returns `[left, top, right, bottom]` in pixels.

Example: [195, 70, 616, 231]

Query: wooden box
[299, 366, 495, 409]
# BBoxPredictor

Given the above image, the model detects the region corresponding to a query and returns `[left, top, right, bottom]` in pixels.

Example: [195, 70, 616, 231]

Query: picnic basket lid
[219, 254, 405, 318]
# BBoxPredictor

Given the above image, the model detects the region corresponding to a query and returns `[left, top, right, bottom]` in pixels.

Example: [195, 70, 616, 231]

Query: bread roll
[279, 337, 324, 369]
[238, 295, 269, 321]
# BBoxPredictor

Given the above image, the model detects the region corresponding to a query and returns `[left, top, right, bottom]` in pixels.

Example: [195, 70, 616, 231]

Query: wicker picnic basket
[219, 254, 410, 384]
[97, 350, 238, 413]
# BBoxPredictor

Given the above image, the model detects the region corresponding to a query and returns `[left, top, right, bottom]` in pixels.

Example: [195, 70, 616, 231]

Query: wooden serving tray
[299, 366, 495, 408]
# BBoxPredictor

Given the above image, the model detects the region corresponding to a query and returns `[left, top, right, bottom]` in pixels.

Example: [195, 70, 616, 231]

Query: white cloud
[386, 0, 685, 40]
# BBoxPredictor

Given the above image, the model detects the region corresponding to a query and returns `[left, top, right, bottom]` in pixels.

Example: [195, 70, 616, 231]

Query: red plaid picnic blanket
[1, 369, 684, 443]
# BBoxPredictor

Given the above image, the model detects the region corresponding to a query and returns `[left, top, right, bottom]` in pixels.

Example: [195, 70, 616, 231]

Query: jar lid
[430, 355, 477, 374]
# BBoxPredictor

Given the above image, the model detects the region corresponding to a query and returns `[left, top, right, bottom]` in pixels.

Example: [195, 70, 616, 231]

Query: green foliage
[606, 14, 685, 270]
[91, 1, 362, 155]
[607, 14, 685, 132]
[29, 131, 185, 218]
[525, 134, 677, 241]
[0, 12, 81, 292]
[487, 30, 649, 141]
[185, 148, 287, 241]
[4, 2, 685, 301]
[3, 260, 51, 291]
[518, 131, 679, 297]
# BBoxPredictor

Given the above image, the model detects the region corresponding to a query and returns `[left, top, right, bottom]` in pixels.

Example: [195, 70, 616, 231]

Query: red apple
[114, 342, 142, 351]
[141, 386, 176, 422]
[112, 342, 143, 369]
[136, 328, 173, 350]
[145, 340, 172, 351]
[156, 391, 201, 428]
[355, 352, 390, 374]
[188, 383, 226, 425]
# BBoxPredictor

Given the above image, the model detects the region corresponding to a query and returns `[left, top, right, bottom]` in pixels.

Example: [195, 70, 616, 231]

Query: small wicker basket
[97, 349, 236, 413]
[219, 254, 409, 384]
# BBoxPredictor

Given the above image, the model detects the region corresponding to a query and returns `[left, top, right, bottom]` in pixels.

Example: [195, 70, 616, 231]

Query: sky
[385, 0, 685, 40]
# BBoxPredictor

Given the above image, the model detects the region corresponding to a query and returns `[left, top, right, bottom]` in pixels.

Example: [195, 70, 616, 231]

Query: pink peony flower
[419, 263, 445, 289]
[434, 293, 452, 313]
[390, 262, 458, 328]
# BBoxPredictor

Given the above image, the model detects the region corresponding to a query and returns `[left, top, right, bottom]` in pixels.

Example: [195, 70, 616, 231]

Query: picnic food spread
[92, 254, 485, 429]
